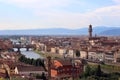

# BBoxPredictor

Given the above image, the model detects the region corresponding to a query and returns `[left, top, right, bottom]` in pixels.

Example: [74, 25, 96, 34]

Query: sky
[0, 0, 120, 30]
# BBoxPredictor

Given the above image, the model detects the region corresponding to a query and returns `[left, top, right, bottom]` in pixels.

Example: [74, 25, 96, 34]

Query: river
[13, 48, 43, 59]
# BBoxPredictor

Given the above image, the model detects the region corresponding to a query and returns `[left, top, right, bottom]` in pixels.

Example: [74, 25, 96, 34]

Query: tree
[19, 55, 45, 69]
[36, 74, 41, 79]
[41, 72, 46, 80]
[76, 50, 80, 57]
[81, 59, 87, 65]
[95, 65, 102, 77]
[84, 65, 91, 78]
[30, 58, 34, 65]
[19, 55, 26, 62]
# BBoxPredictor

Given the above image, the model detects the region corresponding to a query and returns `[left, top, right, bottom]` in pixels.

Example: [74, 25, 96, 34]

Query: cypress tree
[76, 50, 80, 57]
[84, 65, 91, 78]
[96, 65, 102, 77]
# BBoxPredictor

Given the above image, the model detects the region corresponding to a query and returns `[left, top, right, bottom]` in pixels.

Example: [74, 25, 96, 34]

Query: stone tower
[88, 24, 92, 38]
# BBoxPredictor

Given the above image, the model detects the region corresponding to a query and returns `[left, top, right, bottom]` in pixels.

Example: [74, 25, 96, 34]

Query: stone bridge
[13, 44, 35, 52]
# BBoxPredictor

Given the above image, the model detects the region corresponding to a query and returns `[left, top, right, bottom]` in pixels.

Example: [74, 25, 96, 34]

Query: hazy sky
[0, 0, 120, 30]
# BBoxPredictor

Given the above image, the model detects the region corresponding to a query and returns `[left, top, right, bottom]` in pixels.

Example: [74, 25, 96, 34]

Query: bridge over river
[13, 44, 35, 52]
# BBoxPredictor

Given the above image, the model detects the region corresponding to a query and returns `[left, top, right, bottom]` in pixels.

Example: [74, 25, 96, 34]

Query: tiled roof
[17, 66, 45, 72]
[53, 59, 72, 66]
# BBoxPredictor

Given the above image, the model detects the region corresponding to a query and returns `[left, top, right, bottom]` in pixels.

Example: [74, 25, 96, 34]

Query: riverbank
[34, 50, 63, 59]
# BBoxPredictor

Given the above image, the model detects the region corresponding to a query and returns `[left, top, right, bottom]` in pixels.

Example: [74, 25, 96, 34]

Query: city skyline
[0, 0, 120, 30]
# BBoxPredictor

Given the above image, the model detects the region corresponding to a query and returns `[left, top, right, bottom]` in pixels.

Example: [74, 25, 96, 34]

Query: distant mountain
[100, 28, 120, 36]
[92, 26, 115, 34]
[0, 26, 119, 35]
[0, 28, 85, 35]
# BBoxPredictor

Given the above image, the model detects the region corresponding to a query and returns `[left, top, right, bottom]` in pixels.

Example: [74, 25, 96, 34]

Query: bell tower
[88, 24, 92, 38]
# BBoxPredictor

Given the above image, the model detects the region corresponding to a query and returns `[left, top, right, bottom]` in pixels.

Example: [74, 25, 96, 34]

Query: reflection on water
[13, 48, 43, 59]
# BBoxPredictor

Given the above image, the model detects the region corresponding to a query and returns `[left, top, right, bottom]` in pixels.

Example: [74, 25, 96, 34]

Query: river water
[13, 48, 43, 59]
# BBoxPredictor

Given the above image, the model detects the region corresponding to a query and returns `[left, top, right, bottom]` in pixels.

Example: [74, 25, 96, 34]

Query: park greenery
[19, 55, 46, 70]
[19, 55, 47, 79]
[89, 62, 120, 73]
[79, 64, 120, 80]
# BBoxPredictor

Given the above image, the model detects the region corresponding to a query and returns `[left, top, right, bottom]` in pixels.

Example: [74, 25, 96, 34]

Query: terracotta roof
[17, 66, 45, 72]
[54, 59, 72, 66]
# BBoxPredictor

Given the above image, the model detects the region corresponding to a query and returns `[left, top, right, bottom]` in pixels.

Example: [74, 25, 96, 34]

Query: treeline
[19, 55, 45, 69]
[90, 63, 120, 73]
[80, 65, 120, 80]
[101, 64, 120, 72]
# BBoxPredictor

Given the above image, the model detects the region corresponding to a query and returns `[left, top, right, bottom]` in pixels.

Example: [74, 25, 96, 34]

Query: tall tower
[88, 24, 92, 38]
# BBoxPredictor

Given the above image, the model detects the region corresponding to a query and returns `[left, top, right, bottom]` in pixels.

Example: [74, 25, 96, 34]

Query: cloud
[90, 5, 120, 16]
[88, 5, 120, 26]
[113, 0, 120, 4]
[34, 4, 120, 29]
[0, 0, 75, 9]
[0, 0, 120, 30]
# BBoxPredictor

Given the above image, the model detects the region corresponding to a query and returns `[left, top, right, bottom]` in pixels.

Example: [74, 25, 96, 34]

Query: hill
[0, 26, 119, 35]
[100, 28, 120, 36]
